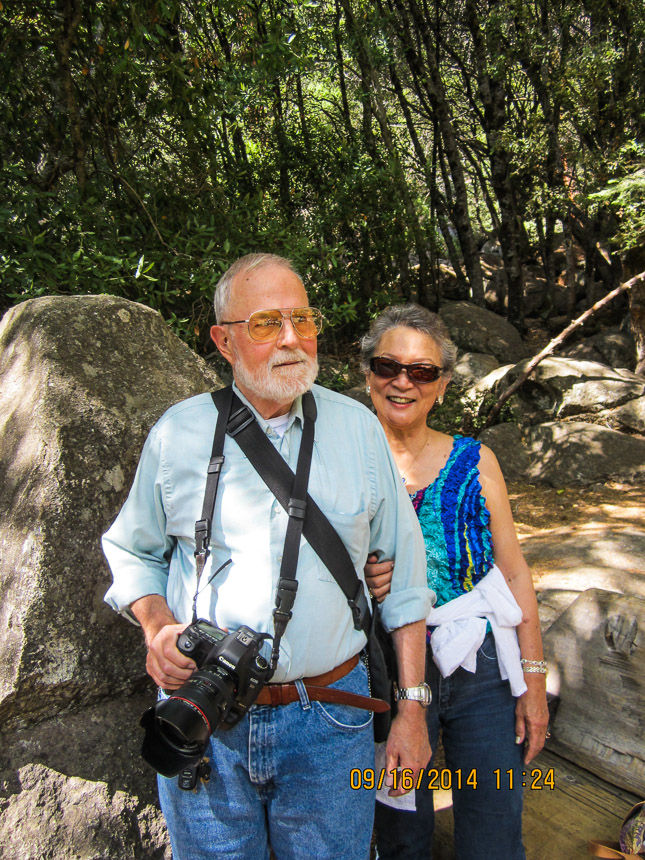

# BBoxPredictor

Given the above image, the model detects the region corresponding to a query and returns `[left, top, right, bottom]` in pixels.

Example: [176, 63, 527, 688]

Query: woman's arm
[478, 445, 550, 764]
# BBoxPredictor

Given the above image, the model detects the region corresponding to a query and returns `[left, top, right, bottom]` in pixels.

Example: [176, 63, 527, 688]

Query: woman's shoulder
[452, 435, 501, 472]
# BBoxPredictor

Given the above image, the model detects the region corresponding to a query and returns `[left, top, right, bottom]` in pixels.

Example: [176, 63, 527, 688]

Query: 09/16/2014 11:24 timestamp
[349, 768, 556, 791]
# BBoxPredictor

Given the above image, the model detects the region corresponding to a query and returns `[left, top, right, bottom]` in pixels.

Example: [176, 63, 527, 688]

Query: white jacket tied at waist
[426, 564, 527, 697]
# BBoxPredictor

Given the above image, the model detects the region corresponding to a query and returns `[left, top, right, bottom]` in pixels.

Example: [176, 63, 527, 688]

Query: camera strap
[192, 385, 233, 621]
[198, 386, 316, 670]
[203, 387, 371, 663]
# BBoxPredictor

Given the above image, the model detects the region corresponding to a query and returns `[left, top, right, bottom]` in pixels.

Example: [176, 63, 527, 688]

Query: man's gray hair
[213, 253, 300, 323]
[360, 304, 458, 376]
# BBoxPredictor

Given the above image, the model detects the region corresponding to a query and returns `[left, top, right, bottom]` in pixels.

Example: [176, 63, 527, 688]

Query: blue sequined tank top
[409, 435, 494, 607]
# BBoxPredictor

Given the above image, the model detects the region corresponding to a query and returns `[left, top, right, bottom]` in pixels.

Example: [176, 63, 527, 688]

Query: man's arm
[384, 619, 431, 796]
[130, 594, 196, 689]
[365, 418, 434, 795]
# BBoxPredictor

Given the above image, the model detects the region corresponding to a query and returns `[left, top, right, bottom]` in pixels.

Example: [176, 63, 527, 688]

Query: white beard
[232, 347, 319, 405]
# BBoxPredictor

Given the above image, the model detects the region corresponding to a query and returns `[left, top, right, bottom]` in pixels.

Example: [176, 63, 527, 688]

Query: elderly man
[103, 253, 433, 860]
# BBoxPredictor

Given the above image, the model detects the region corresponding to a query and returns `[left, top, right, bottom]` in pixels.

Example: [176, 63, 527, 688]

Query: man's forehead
[229, 264, 309, 313]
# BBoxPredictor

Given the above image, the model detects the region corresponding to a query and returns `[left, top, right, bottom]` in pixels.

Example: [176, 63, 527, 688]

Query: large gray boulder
[0, 762, 169, 860]
[603, 395, 645, 435]
[561, 328, 636, 371]
[451, 352, 500, 388]
[0, 295, 222, 856]
[480, 421, 645, 486]
[468, 357, 645, 426]
[439, 300, 527, 364]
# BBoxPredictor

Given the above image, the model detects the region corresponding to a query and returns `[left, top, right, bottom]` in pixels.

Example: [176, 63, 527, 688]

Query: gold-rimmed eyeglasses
[220, 307, 324, 342]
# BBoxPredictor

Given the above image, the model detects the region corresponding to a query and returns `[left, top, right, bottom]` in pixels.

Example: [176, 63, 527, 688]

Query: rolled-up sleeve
[103, 426, 173, 616]
[367, 422, 435, 632]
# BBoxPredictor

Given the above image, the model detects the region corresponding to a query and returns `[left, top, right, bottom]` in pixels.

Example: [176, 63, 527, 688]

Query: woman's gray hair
[360, 304, 458, 376]
[213, 253, 300, 323]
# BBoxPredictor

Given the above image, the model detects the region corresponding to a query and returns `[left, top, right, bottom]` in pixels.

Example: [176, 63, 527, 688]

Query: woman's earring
[436, 394, 444, 406]
[366, 384, 371, 395]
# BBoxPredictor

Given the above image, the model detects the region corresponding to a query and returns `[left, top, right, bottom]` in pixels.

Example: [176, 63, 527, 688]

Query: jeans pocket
[478, 632, 498, 663]
[313, 659, 374, 732]
[314, 700, 374, 732]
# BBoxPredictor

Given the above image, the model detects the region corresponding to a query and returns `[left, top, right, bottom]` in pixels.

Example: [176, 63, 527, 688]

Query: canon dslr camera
[140, 620, 272, 777]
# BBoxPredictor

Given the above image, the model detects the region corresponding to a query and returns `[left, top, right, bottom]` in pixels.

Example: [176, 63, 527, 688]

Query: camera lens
[157, 667, 235, 745]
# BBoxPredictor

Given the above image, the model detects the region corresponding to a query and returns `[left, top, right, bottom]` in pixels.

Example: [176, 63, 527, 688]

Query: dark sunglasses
[370, 356, 443, 384]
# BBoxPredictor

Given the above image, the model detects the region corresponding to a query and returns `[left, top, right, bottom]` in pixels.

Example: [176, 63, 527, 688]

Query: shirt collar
[231, 381, 304, 432]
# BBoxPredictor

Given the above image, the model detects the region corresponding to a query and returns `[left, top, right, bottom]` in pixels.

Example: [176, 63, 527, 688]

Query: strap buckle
[347, 580, 369, 632]
[287, 498, 307, 520]
[194, 519, 210, 556]
[274, 578, 299, 619]
[207, 455, 224, 474]
[227, 405, 255, 437]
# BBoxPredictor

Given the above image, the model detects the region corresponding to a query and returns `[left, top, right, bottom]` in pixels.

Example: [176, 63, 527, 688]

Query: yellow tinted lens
[291, 308, 321, 337]
[248, 310, 283, 341]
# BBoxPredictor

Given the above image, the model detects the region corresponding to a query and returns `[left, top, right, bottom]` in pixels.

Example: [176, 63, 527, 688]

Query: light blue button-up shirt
[103, 384, 434, 682]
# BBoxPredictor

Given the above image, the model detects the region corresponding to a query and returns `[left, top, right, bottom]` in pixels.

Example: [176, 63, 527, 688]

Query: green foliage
[1, 0, 643, 346]
[316, 360, 353, 392]
[589, 144, 645, 254]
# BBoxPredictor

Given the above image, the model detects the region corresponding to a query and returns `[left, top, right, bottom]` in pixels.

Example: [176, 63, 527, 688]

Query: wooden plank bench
[432, 749, 641, 859]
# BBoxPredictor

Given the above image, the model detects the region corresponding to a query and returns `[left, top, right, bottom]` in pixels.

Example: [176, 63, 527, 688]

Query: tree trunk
[563, 213, 578, 320]
[56, 0, 87, 196]
[333, 0, 354, 140]
[629, 278, 645, 376]
[464, 0, 524, 327]
[389, 0, 485, 306]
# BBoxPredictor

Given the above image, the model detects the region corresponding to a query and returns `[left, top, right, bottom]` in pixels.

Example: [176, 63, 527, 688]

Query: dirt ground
[507, 480, 645, 621]
[507, 481, 645, 536]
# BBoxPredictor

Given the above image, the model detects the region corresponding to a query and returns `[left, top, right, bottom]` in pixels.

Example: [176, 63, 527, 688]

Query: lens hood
[140, 706, 207, 778]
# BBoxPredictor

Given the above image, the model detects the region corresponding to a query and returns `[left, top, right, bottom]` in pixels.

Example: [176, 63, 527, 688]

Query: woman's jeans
[375, 633, 526, 860]
[157, 659, 375, 860]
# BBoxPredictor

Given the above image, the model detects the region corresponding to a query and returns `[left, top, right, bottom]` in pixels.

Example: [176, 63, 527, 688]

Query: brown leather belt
[254, 654, 390, 712]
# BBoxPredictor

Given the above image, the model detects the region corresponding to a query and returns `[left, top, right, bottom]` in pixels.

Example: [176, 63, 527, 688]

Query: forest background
[2, 0, 644, 364]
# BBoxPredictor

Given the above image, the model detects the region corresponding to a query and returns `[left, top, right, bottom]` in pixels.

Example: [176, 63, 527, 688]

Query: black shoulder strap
[210, 388, 370, 637]
[191, 385, 233, 620]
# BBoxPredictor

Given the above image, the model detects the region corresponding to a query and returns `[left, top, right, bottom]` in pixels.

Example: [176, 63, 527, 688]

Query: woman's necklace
[397, 432, 430, 485]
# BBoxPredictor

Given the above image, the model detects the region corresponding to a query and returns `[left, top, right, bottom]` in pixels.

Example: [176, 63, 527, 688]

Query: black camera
[140, 620, 272, 778]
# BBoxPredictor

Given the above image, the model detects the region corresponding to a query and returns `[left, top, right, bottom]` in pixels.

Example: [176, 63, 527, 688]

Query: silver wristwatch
[394, 681, 432, 707]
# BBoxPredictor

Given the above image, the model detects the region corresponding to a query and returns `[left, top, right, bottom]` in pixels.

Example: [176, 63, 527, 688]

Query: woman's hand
[365, 553, 394, 603]
[514, 676, 549, 763]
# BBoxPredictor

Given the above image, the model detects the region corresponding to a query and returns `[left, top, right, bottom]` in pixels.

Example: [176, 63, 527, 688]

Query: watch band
[394, 681, 431, 707]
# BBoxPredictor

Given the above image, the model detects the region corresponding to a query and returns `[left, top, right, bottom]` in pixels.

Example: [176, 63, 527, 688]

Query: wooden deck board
[431, 750, 640, 859]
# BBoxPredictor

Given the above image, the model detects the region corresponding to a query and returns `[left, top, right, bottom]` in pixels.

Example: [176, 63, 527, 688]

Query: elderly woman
[362, 304, 549, 860]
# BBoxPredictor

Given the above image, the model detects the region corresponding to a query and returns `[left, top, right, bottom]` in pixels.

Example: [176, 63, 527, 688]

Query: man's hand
[384, 703, 431, 796]
[386, 619, 431, 795]
[365, 554, 394, 603]
[130, 594, 196, 689]
[145, 622, 196, 689]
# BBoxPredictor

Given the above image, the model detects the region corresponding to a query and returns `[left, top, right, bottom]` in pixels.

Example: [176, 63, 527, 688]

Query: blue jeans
[375, 633, 525, 860]
[158, 659, 375, 860]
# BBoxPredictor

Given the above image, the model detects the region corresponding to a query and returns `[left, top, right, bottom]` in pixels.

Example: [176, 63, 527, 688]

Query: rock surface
[480, 421, 645, 486]
[561, 328, 636, 371]
[439, 300, 527, 364]
[543, 589, 645, 796]
[469, 357, 645, 425]
[450, 352, 500, 388]
[0, 763, 169, 860]
[0, 295, 222, 857]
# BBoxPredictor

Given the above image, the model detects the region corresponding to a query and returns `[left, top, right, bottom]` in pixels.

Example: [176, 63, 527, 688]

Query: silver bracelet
[520, 659, 547, 668]
[522, 664, 548, 675]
